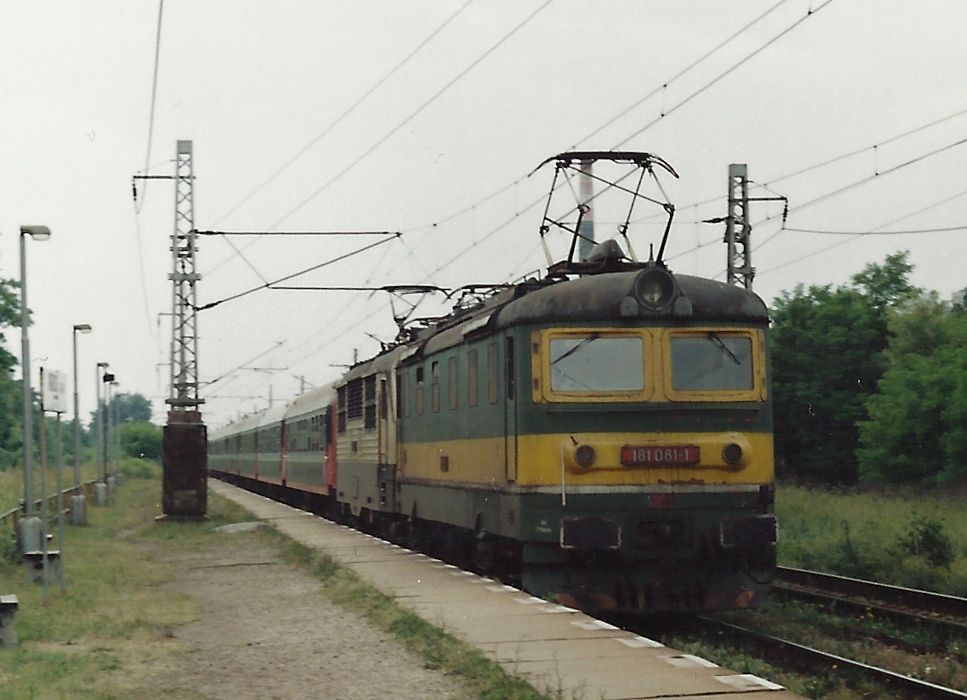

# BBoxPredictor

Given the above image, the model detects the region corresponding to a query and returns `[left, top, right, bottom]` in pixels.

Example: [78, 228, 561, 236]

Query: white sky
[2, 0, 966, 427]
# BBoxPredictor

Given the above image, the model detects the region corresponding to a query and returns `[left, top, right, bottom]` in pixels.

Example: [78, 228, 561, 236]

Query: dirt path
[151, 527, 475, 700]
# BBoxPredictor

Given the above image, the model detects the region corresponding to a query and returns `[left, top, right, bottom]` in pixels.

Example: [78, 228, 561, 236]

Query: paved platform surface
[211, 480, 802, 700]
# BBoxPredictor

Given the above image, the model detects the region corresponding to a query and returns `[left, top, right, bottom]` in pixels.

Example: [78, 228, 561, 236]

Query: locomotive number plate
[620, 445, 700, 467]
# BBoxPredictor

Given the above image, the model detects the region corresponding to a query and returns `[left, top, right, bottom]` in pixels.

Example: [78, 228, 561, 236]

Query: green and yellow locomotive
[210, 152, 777, 613]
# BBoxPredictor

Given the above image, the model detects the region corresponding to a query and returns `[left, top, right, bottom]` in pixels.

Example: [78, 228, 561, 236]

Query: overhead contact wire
[268, 0, 556, 230]
[209, 0, 475, 228]
[574, 0, 792, 148]
[131, 0, 165, 336]
[198, 234, 401, 311]
[613, 0, 836, 149]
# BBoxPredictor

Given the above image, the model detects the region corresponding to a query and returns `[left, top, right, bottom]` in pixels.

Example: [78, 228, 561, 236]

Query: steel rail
[700, 617, 967, 700]
[772, 583, 967, 644]
[777, 566, 967, 618]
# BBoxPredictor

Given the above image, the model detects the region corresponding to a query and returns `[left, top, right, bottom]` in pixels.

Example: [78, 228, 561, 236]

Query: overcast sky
[2, 1, 965, 427]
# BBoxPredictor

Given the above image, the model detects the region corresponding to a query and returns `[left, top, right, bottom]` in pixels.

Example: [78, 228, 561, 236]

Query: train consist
[209, 152, 777, 613]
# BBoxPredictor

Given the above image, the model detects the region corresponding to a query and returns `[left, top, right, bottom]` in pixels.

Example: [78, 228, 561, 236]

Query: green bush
[118, 422, 162, 460]
[117, 456, 160, 481]
[776, 485, 967, 595]
[894, 514, 955, 570]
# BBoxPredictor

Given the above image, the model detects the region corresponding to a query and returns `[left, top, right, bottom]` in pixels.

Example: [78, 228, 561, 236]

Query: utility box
[162, 412, 208, 518]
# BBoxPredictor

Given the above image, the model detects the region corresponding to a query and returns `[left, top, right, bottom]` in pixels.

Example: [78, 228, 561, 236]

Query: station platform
[211, 480, 802, 700]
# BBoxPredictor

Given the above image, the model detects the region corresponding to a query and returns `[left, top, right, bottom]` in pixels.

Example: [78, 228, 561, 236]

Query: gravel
[152, 531, 476, 700]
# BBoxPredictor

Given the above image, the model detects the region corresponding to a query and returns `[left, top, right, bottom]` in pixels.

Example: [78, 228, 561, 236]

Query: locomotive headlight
[575, 444, 596, 468]
[634, 267, 675, 309]
[722, 442, 744, 466]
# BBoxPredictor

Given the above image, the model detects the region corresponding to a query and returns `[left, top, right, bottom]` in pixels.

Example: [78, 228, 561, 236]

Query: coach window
[448, 356, 458, 410]
[467, 349, 479, 407]
[415, 366, 425, 416]
[431, 361, 441, 413]
[487, 341, 499, 404]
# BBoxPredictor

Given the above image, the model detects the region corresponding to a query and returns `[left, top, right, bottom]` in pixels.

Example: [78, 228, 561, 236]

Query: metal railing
[0, 480, 98, 539]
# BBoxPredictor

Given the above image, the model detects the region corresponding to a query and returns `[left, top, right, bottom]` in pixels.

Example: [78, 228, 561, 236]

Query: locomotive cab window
[537, 329, 653, 402]
[663, 328, 764, 402]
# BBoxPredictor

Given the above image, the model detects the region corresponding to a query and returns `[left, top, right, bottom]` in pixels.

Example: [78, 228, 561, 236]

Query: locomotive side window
[431, 361, 440, 413]
[467, 349, 479, 407]
[448, 356, 458, 410]
[549, 335, 644, 392]
[487, 342, 499, 404]
[415, 366, 425, 416]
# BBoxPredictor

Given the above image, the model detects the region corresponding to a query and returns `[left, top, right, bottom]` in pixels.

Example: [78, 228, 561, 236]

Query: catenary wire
[207, 0, 475, 228]
[612, 0, 836, 149]
[573, 0, 792, 148]
[131, 0, 166, 336]
[266, 0, 556, 231]
[197, 234, 401, 311]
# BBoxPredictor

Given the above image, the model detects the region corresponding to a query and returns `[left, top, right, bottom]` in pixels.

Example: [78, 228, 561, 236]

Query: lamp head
[97, 361, 109, 369]
[73, 323, 92, 333]
[20, 225, 51, 241]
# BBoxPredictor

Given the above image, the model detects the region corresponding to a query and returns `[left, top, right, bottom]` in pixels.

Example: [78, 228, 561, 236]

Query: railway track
[775, 565, 967, 643]
[610, 568, 967, 698]
[697, 616, 967, 700]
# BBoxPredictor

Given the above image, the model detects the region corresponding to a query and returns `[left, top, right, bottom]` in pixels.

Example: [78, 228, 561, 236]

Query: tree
[770, 252, 918, 484]
[88, 391, 152, 433]
[119, 421, 162, 460]
[858, 300, 967, 484]
[0, 276, 21, 470]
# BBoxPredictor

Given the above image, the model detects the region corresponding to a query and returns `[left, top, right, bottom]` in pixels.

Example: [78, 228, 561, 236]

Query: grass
[775, 483, 967, 595]
[0, 462, 192, 699]
[0, 461, 263, 699]
[0, 465, 554, 700]
[0, 460, 105, 515]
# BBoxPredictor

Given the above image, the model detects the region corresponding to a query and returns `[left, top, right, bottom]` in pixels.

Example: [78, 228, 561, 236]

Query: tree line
[0, 275, 160, 469]
[772, 251, 967, 486]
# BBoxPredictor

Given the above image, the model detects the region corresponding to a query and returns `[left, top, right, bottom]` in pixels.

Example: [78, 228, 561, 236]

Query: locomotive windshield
[550, 335, 644, 392]
[670, 334, 753, 391]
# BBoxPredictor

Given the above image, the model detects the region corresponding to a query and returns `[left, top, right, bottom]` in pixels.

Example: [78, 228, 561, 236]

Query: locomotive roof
[414, 270, 767, 358]
[493, 271, 769, 327]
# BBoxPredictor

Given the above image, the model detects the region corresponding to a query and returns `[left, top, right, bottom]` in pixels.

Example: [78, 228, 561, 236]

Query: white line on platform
[715, 674, 784, 691]
[661, 654, 718, 669]
[616, 636, 664, 648]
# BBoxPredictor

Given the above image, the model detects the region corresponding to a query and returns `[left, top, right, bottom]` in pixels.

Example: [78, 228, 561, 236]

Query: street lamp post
[71, 323, 92, 525]
[17, 225, 50, 554]
[110, 380, 120, 487]
[104, 376, 117, 492]
[94, 361, 109, 506]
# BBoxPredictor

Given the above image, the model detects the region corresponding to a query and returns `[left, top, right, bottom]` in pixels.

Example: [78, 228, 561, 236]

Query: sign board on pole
[42, 370, 69, 414]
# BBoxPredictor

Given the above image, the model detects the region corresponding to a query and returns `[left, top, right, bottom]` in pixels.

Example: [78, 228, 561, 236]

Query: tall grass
[0, 463, 252, 699]
[776, 483, 967, 595]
